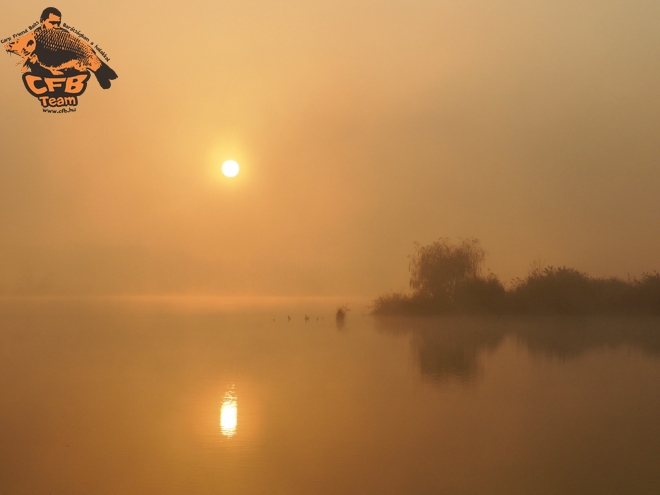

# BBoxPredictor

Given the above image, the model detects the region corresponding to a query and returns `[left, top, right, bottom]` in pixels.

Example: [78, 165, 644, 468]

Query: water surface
[1, 299, 659, 494]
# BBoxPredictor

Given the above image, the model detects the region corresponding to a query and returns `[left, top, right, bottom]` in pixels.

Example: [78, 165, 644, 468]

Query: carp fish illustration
[5, 27, 117, 89]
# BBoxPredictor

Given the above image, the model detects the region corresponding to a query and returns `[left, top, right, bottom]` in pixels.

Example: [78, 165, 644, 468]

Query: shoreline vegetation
[372, 238, 660, 316]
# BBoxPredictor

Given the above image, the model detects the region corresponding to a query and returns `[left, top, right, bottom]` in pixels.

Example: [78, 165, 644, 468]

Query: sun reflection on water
[220, 388, 237, 437]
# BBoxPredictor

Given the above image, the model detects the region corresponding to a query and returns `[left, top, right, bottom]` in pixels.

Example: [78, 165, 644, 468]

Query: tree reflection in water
[375, 316, 660, 383]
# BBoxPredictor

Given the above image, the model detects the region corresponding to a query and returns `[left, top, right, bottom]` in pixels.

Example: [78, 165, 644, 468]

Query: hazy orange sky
[1, 0, 660, 296]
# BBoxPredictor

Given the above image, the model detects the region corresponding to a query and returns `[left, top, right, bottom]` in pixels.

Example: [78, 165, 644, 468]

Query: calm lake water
[1, 298, 660, 494]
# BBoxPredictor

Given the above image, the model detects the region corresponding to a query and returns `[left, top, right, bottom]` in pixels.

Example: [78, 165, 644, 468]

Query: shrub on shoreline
[372, 240, 660, 316]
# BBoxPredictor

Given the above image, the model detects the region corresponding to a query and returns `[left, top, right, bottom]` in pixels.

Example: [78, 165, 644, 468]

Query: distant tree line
[372, 238, 660, 315]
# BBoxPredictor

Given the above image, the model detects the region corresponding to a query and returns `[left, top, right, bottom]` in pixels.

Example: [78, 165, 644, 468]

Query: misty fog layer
[1, 0, 659, 295]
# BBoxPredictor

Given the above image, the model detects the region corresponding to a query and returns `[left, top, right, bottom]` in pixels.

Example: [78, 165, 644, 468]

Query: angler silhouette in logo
[4, 7, 118, 109]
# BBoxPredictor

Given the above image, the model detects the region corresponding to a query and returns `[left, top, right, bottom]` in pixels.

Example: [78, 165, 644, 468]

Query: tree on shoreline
[372, 239, 660, 315]
[409, 238, 485, 301]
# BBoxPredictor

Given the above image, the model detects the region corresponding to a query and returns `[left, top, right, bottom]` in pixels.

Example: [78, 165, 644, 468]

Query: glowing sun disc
[222, 160, 240, 177]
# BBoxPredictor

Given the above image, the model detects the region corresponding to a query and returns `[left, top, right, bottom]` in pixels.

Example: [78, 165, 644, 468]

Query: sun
[222, 160, 240, 178]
